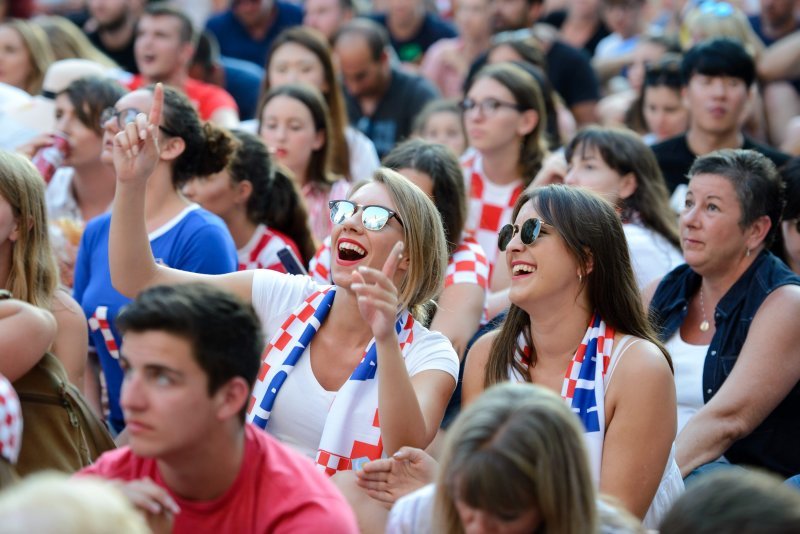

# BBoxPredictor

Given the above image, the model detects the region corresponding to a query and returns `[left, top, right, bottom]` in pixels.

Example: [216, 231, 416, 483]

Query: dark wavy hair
[144, 84, 236, 188]
[382, 139, 467, 255]
[564, 126, 680, 249]
[227, 130, 316, 265]
[59, 76, 127, 136]
[484, 186, 671, 386]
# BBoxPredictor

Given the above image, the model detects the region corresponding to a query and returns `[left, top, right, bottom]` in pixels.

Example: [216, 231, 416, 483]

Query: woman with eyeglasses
[183, 129, 317, 272]
[462, 185, 683, 528]
[647, 149, 800, 482]
[106, 84, 459, 481]
[72, 84, 238, 434]
[460, 63, 548, 318]
[258, 83, 350, 243]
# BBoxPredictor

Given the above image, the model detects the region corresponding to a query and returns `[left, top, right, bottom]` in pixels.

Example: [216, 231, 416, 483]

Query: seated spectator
[0, 151, 87, 393]
[0, 473, 149, 533]
[637, 55, 689, 145]
[776, 157, 800, 274]
[78, 283, 358, 533]
[0, 372, 23, 490]
[17, 76, 127, 288]
[651, 38, 790, 207]
[562, 127, 683, 288]
[128, 3, 239, 127]
[647, 149, 800, 480]
[334, 18, 439, 157]
[593, 0, 647, 89]
[659, 470, 800, 533]
[184, 129, 316, 271]
[304, 0, 355, 43]
[463, 185, 683, 527]
[460, 63, 547, 316]
[258, 84, 350, 242]
[73, 84, 238, 434]
[205, 0, 302, 67]
[0, 19, 54, 95]
[370, 0, 457, 66]
[412, 99, 467, 156]
[108, 93, 459, 479]
[33, 16, 117, 68]
[419, 0, 493, 98]
[260, 27, 379, 182]
[84, 0, 144, 74]
[539, 0, 610, 56]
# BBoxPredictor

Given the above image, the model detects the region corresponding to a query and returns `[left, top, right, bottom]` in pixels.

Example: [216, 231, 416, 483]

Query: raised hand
[113, 82, 164, 186]
[351, 241, 404, 342]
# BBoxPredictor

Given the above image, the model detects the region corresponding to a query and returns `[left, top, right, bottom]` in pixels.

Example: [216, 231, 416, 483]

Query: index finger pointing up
[381, 241, 404, 279]
[149, 82, 164, 128]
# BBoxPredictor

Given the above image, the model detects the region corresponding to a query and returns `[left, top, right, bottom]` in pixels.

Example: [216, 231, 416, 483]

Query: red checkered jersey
[238, 224, 303, 272]
[308, 236, 334, 284]
[461, 149, 524, 274]
[0, 374, 22, 464]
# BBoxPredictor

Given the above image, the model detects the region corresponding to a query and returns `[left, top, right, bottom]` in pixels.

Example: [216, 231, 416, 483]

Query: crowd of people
[1, 0, 800, 532]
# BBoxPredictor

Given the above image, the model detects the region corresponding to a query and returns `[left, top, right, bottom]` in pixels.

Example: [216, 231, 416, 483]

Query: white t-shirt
[665, 331, 709, 434]
[624, 222, 683, 289]
[250, 270, 460, 459]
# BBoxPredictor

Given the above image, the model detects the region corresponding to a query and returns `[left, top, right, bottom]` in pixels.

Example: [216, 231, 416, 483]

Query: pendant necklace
[698, 286, 710, 332]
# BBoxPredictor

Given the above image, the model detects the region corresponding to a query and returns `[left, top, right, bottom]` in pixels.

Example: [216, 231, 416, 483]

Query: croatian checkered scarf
[512, 313, 614, 482]
[247, 287, 416, 476]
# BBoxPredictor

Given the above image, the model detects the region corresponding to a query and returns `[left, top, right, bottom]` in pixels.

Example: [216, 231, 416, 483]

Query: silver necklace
[699, 287, 710, 332]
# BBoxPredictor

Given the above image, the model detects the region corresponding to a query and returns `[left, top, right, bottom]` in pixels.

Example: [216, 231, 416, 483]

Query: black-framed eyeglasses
[100, 107, 179, 137]
[329, 200, 404, 231]
[460, 98, 522, 116]
[498, 218, 542, 252]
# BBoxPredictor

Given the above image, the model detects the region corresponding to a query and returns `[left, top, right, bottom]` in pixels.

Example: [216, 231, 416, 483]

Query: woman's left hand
[351, 242, 403, 342]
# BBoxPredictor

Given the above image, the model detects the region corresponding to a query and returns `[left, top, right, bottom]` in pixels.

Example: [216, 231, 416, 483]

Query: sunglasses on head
[329, 200, 404, 231]
[498, 218, 542, 252]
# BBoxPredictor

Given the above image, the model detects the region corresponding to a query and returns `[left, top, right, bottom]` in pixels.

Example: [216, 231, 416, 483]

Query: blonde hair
[0, 472, 150, 533]
[681, 4, 764, 59]
[349, 168, 448, 323]
[1, 20, 54, 94]
[33, 16, 118, 68]
[434, 383, 598, 534]
[0, 151, 58, 308]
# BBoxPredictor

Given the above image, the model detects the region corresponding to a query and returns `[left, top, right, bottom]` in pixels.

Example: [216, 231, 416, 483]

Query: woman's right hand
[112, 83, 163, 186]
[16, 133, 55, 160]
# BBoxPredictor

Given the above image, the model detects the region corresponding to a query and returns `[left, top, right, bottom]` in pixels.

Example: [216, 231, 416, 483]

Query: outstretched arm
[108, 83, 253, 302]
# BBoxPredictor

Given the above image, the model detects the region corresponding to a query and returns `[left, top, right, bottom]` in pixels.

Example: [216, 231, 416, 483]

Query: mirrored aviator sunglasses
[498, 218, 542, 252]
[328, 200, 403, 231]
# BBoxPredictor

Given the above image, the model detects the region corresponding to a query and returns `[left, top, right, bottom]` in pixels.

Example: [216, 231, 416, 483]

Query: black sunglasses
[100, 107, 180, 138]
[329, 200, 404, 231]
[498, 218, 542, 252]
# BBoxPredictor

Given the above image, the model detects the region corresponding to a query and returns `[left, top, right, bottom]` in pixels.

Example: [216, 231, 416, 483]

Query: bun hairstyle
[147, 84, 236, 188]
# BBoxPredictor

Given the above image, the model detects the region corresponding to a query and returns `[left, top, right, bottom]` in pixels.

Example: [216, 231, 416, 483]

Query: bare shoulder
[466, 330, 499, 369]
[611, 335, 674, 388]
[51, 289, 86, 320]
[641, 276, 663, 310]
[462, 329, 500, 406]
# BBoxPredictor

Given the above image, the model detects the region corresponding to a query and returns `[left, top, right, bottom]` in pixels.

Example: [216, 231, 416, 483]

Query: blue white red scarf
[513, 313, 614, 480]
[247, 287, 416, 475]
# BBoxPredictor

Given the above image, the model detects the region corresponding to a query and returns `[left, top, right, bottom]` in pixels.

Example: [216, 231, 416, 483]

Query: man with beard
[85, 0, 145, 74]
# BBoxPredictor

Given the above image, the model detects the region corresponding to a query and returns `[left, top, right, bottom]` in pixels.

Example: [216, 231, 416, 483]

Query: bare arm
[108, 83, 254, 302]
[675, 285, 800, 476]
[0, 299, 57, 381]
[758, 31, 800, 81]
[430, 282, 484, 361]
[641, 276, 662, 310]
[461, 331, 495, 406]
[50, 289, 88, 391]
[601, 338, 676, 519]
